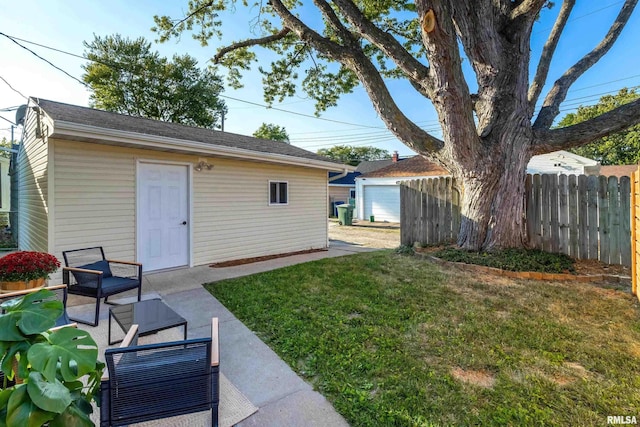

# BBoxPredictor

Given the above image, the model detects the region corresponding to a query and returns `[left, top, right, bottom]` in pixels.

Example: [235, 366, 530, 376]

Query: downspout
[329, 168, 349, 182]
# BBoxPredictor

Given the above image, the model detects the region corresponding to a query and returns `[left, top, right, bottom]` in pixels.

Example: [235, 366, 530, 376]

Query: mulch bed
[210, 248, 328, 268]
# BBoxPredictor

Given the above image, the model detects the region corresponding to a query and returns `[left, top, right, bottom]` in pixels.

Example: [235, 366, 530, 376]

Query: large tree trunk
[451, 129, 532, 251]
[456, 158, 529, 251]
[172, 0, 640, 254]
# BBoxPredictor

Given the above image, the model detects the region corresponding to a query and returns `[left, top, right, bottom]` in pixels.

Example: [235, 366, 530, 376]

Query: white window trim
[268, 180, 289, 206]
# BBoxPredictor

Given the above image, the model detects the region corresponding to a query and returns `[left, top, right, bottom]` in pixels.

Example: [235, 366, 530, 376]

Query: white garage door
[363, 185, 400, 222]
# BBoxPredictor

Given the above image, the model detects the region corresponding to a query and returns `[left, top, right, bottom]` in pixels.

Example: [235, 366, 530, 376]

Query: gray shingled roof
[355, 159, 395, 173]
[360, 155, 449, 178]
[35, 98, 343, 166]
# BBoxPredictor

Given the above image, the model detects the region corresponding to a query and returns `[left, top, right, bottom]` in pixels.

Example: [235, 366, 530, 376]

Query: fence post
[568, 175, 578, 257]
[587, 175, 599, 260]
[558, 174, 569, 255]
[400, 181, 409, 246]
[620, 176, 631, 267]
[598, 176, 610, 264]
[632, 166, 639, 298]
[578, 175, 589, 259]
[608, 176, 621, 264]
[529, 175, 542, 248]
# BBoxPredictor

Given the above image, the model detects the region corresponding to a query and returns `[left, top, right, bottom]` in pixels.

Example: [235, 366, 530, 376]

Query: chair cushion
[72, 276, 139, 296]
[71, 260, 113, 285]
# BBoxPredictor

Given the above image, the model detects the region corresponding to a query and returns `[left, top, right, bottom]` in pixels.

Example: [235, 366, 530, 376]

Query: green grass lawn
[205, 251, 640, 426]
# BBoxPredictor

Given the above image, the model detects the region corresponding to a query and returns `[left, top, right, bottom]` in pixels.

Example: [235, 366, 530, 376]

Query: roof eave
[51, 120, 352, 172]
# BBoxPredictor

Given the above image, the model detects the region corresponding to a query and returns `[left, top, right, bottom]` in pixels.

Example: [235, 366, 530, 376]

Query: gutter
[51, 120, 355, 172]
[328, 169, 350, 182]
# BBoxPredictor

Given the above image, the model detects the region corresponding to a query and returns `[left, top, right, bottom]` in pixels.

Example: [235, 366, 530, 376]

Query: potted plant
[0, 252, 61, 293]
[0, 288, 104, 426]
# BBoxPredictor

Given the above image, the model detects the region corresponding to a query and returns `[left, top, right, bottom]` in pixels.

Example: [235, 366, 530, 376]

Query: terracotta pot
[0, 277, 46, 293]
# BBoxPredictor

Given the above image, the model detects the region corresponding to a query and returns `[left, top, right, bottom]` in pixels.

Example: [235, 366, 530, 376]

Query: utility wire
[0, 106, 23, 112]
[0, 116, 16, 125]
[220, 95, 386, 129]
[0, 32, 89, 88]
[533, 1, 625, 35]
[1, 30, 638, 147]
[0, 75, 28, 100]
[1, 31, 387, 130]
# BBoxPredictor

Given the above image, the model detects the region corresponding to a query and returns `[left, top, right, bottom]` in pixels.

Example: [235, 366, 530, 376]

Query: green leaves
[560, 88, 640, 165]
[317, 145, 390, 165]
[28, 327, 99, 383]
[26, 373, 72, 414]
[6, 386, 55, 427]
[0, 289, 63, 339]
[253, 123, 290, 142]
[82, 33, 227, 129]
[0, 290, 103, 427]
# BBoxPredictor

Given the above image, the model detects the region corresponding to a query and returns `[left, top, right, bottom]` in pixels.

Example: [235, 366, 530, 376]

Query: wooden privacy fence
[401, 174, 632, 266]
[400, 177, 460, 246]
[632, 164, 640, 300]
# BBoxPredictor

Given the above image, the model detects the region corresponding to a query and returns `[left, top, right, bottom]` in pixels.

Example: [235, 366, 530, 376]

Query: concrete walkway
[126, 242, 376, 426]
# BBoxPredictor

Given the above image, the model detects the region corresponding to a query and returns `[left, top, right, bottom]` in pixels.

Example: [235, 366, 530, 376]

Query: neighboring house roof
[527, 150, 599, 175]
[328, 171, 360, 185]
[359, 155, 449, 178]
[32, 98, 350, 172]
[355, 159, 396, 173]
[599, 164, 638, 178]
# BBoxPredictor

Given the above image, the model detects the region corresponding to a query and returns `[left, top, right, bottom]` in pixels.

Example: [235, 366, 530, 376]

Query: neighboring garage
[363, 184, 400, 223]
[355, 156, 450, 223]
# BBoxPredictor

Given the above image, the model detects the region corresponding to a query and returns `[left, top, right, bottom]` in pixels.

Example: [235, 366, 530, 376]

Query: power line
[533, 1, 625, 35]
[0, 32, 89, 89]
[0, 105, 23, 112]
[2, 33, 89, 62]
[1, 30, 637, 146]
[1, 31, 388, 131]
[0, 116, 16, 126]
[0, 75, 28, 100]
[221, 95, 386, 129]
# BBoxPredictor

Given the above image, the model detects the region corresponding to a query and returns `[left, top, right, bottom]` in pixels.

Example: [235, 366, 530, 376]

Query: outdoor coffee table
[108, 298, 187, 345]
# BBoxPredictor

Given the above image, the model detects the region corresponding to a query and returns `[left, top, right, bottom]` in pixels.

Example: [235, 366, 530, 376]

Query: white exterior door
[137, 163, 190, 271]
[363, 185, 400, 222]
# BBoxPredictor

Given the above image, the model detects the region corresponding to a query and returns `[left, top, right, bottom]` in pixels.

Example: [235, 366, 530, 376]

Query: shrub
[0, 252, 61, 282]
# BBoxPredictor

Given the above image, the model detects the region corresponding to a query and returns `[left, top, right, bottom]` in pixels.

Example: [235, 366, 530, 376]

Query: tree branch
[528, 0, 575, 115]
[331, 0, 434, 97]
[213, 28, 291, 63]
[532, 98, 640, 153]
[511, 0, 548, 20]
[312, 0, 358, 47]
[265, 0, 443, 153]
[533, 0, 638, 130]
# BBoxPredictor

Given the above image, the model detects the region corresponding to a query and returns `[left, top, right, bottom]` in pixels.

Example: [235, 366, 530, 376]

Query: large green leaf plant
[0, 289, 104, 426]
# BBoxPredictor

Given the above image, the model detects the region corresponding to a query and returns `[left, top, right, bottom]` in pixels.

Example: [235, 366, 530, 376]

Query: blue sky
[1, 1, 639, 157]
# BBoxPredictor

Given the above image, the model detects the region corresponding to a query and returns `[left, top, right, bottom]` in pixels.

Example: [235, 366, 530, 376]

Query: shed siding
[17, 109, 51, 253]
[51, 140, 328, 272]
[192, 158, 328, 265]
[51, 139, 136, 264]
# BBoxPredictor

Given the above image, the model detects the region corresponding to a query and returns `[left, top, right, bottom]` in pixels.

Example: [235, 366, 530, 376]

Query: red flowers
[0, 252, 61, 282]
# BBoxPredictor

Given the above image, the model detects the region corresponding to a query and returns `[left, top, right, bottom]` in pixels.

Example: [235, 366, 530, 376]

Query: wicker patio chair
[62, 247, 142, 326]
[100, 318, 220, 427]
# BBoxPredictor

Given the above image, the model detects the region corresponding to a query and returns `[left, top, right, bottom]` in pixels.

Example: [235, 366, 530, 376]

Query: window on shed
[269, 181, 288, 205]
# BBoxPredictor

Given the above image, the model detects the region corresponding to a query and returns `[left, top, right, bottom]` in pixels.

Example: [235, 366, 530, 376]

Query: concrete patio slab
[67, 243, 376, 426]
[238, 389, 350, 427]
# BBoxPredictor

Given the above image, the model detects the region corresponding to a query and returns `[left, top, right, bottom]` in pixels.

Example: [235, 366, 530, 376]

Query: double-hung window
[269, 181, 288, 205]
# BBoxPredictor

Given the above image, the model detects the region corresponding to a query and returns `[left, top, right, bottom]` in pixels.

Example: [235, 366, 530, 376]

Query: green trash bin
[337, 203, 354, 226]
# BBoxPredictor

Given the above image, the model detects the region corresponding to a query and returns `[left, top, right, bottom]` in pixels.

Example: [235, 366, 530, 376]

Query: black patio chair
[0, 284, 71, 327]
[62, 247, 142, 326]
[100, 318, 220, 427]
